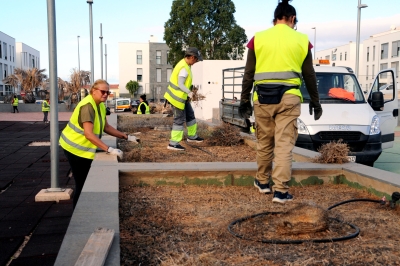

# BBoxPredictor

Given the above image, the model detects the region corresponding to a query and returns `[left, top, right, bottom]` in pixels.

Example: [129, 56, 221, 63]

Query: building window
[137, 68, 143, 82]
[366, 65, 369, 80]
[332, 53, 336, 61]
[156, 50, 161, 64]
[381, 43, 388, 59]
[166, 50, 170, 64]
[325, 55, 330, 60]
[340, 53, 342, 61]
[4, 42, 7, 60]
[0, 42, 2, 58]
[366, 47, 369, 62]
[167, 68, 172, 81]
[9, 45, 11, 61]
[156, 68, 161, 82]
[391, 61, 399, 77]
[380, 63, 388, 78]
[345, 52, 347, 61]
[137, 50, 142, 64]
[4, 64, 8, 78]
[392, 40, 400, 58]
[373, 45, 375, 61]
[372, 64, 375, 77]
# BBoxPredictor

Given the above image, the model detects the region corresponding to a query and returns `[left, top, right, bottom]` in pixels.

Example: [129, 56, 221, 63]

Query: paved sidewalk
[0, 112, 73, 266]
[0, 112, 72, 122]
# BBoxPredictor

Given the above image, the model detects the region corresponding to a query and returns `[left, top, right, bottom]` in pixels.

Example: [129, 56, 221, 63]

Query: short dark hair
[140, 94, 146, 101]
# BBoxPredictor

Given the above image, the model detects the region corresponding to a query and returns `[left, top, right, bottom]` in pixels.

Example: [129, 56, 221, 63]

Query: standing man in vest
[164, 47, 204, 151]
[42, 97, 50, 123]
[137, 94, 150, 114]
[60, 79, 136, 209]
[240, 0, 322, 203]
[11, 95, 19, 113]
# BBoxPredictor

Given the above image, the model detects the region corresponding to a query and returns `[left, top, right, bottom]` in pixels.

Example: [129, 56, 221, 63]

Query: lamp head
[358, 4, 368, 8]
[87, 0, 93, 3]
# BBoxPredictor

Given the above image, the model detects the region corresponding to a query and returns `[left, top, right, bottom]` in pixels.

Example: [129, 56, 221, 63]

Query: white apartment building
[119, 35, 172, 100]
[0, 31, 16, 96]
[315, 26, 400, 91]
[0, 31, 41, 96]
[361, 27, 400, 91]
[315, 41, 360, 73]
[16, 42, 40, 71]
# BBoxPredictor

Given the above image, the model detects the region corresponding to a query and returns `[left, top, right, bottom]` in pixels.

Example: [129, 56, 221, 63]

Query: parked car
[131, 99, 140, 108]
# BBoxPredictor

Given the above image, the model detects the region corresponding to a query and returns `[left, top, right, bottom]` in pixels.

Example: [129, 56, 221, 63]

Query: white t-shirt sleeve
[178, 68, 191, 94]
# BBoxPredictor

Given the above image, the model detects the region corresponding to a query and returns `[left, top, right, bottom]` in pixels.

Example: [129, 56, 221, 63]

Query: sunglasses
[96, 89, 111, 95]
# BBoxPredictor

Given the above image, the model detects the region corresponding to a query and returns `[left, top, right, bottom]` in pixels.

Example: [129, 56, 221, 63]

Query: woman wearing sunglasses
[60, 79, 131, 209]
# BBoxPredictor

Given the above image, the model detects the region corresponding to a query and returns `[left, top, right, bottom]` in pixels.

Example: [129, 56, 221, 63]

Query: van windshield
[300, 73, 365, 103]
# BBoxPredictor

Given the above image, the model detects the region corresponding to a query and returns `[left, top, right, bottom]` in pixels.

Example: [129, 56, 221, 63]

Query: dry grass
[206, 122, 242, 147]
[312, 140, 350, 164]
[119, 184, 400, 265]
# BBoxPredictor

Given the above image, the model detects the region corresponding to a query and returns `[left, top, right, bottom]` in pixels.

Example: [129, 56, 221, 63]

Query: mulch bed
[119, 184, 400, 265]
[117, 115, 400, 265]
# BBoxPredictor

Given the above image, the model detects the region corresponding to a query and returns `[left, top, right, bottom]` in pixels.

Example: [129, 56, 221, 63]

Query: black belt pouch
[255, 84, 294, 104]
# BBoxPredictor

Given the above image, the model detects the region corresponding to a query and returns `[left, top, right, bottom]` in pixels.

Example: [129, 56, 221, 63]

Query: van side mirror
[369, 91, 384, 111]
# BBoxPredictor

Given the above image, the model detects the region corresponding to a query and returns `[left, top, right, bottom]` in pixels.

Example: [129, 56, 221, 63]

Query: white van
[220, 66, 398, 166]
[115, 98, 131, 112]
[293, 66, 397, 166]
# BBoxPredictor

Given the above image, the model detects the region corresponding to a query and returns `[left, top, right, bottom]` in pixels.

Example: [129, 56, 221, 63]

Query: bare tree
[6, 68, 48, 103]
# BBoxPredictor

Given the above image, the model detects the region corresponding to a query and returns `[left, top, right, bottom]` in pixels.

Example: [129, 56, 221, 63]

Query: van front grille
[318, 131, 362, 141]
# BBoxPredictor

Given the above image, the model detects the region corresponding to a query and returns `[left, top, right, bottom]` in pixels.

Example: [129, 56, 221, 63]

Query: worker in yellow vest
[137, 94, 150, 114]
[240, 0, 322, 204]
[164, 47, 204, 151]
[59, 79, 136, 209]
[11, 95, 19, 113]
[42, 98, 50, 123]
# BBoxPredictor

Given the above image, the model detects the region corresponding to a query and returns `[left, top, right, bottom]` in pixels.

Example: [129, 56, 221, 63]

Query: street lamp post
[87, 0, 94, 84]
[99, 23, 103, 79]
[77, 35, 80, 72]
[355, 0, 368, 77]
[104, 44, 107, 81]
[312, 27, 316, 60]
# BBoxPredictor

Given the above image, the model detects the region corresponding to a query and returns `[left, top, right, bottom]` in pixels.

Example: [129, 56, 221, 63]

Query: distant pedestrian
[42, 98, 50, 123]
[11, 95, 19, 113]
[137, 94, 150, 114]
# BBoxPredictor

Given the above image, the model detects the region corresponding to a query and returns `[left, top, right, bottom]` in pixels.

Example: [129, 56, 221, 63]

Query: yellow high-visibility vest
[137, 102, 150, 114]
[59, 95, 106, 159]
[164, 59, 192, 110]
[42, 100, 50, 111]
[253, 24, 308, 102]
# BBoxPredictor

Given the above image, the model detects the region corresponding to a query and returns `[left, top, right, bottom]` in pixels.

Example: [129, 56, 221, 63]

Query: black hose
[228, 198, 387, 244]
[184, 140, 215, 157]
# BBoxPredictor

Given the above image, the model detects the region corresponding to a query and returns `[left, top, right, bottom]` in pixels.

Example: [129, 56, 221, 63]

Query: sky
[1, 0, 399, 84]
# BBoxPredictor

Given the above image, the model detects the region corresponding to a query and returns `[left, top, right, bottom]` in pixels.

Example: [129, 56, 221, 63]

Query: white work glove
[107, 147, 123, 159]
[188, 91, 193, 99]
[127, 135, 138, 144]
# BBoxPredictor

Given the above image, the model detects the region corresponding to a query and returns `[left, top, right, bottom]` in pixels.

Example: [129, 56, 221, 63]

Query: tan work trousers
[254, 93, 301, 193]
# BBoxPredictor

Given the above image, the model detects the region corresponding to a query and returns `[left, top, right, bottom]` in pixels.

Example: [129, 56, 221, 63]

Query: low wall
[0, 103, 75, 112]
